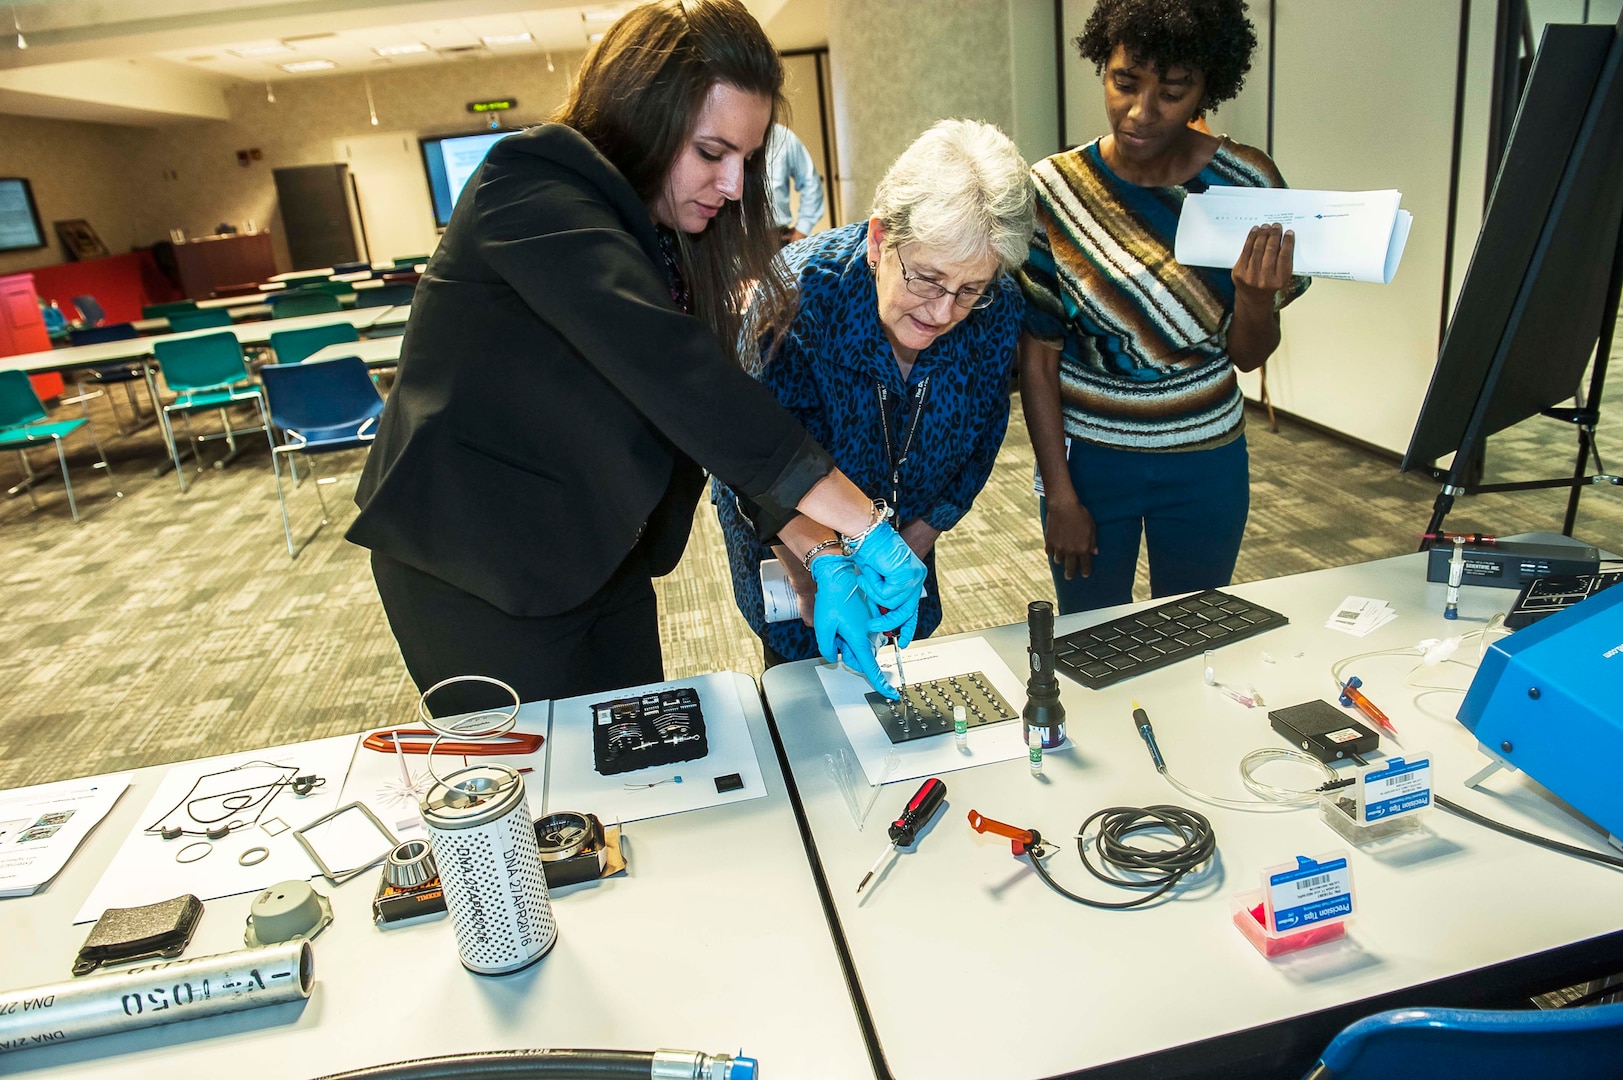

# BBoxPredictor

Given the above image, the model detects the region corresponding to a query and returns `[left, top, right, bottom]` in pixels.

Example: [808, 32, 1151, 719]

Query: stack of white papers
[0, 775, 130, 898]
[1326, 596, 1397, 637]
[1175, 188, 1412, 284]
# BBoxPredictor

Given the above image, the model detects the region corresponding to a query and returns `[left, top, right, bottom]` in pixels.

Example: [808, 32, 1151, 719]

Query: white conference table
[762, 549, 1623, 1079]
[132, 303, 273, 335]
[0, 673, 874, 1080]
[306, 335, 404, 367]
[0, 306, 410, 492]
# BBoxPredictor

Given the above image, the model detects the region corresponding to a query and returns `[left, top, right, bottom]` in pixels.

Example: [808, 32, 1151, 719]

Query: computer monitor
[0, 178, 46, 253]
[1402, 18, 1623, 482]
[420, 130, 522, 229]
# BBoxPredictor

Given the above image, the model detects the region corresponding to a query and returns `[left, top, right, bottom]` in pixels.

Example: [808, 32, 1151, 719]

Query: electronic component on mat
[1505, 570, 1623, 628]
[1424, 538, 1600, 589]
[1268, 700, 1378, 764]
[591, 687, 709, 776]
[864, 672, 1016, 744]
[1054, 589, 1289, 690]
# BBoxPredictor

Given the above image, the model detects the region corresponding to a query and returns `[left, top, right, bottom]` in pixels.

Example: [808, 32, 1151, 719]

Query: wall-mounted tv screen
[420, 130, 521, 228]
[0, 178, 46, 253]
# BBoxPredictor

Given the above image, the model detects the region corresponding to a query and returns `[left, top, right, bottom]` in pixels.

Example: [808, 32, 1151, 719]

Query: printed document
[1175, 188, 1412, 284]
[0, 774, 130, 897]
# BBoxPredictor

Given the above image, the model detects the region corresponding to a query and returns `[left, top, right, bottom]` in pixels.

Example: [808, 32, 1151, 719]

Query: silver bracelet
[840, 500, 894, 554]
[802, 538, 845, 572]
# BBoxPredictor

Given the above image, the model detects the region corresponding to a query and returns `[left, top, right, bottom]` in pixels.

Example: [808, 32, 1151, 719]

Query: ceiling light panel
[229, 42, 293, 58]
[373, 43, 429, 57]
[480, 32, 533, 46]
[280, 59, 336, 73]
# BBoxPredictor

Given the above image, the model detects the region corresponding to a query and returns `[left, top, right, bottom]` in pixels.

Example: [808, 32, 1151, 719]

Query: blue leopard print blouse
[713, 221, 1023, 661]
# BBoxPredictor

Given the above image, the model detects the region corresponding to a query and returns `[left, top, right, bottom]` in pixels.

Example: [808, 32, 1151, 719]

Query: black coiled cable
[1026, 804, 1216, 909]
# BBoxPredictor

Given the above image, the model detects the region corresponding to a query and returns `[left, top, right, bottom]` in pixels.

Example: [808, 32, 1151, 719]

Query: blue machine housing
[1459, 582, 1623, 839]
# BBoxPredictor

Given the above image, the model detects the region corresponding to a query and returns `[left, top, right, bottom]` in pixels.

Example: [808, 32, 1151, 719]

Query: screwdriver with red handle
[856, 777, 947, 894]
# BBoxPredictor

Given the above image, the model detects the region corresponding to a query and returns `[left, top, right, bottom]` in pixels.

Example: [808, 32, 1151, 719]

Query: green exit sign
[467, 99, 516, 113]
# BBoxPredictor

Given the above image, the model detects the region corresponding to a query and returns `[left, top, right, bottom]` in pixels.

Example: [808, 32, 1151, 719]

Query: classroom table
[761, 549, 1623, 1079]
[0, 307, 410, 492]
[305, 335, 403, 368]
[131, 303, 273, 335]
[0, 673, 874, 1080]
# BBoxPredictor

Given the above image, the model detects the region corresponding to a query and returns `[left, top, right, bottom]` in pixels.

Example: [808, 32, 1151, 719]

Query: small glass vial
[1028, 727, 1043, 775]
[953, 705, 968, 750]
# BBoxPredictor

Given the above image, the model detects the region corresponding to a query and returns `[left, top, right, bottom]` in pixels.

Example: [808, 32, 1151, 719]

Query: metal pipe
[0, 940, 312, 1055]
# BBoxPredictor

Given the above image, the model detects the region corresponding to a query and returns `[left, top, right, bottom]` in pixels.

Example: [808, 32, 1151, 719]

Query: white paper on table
[75, 736, 358, 924]
[1175, 187, 1412, 284]
[1325, 595, 1398, 637]
[815, 636, 1029, 787]
[0, 774, 131, 898]
[338, 701, 551, 835]
[543, 672, 766, 826]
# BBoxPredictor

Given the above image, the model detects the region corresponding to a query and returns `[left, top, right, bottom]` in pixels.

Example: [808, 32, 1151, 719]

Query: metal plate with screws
[864, 671, 1017, 744]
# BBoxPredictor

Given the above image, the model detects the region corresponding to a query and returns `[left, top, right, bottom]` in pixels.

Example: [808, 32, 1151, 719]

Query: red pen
[1338, 676, 1399, 739]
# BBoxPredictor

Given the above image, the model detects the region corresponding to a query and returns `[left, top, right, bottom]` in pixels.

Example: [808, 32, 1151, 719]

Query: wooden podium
[172, 232, 277, 299]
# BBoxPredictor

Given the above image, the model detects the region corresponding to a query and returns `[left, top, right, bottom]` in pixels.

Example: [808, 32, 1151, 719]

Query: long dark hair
[553, 0, 790, 359]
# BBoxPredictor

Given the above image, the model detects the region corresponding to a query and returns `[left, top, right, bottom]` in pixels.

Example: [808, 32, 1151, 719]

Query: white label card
[1266, 854, 1354, 932]
[1359, 754, 1432, 824]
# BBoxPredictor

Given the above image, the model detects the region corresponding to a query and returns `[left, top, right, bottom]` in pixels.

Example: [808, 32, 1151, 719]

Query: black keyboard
[1054, 589, 1289, 689]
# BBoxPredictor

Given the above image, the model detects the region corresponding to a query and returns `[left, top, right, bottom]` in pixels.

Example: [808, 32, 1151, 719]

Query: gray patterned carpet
[2, 366, 1619, 790]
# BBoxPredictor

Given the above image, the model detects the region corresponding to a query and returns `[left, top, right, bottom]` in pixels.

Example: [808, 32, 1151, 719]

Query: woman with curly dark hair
[1018, 0, 1310, 614]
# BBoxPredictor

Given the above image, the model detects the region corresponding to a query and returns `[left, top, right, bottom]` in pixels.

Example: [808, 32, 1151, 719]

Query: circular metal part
[176, 841, 212, 863]
[384, 839, 437, 890]
[238, 845, 270, 866]
[1527, 687, 1541, 700]
[421, 763, 526, 829]
[244, 879, 333, 947]
[534, 811, 591, 862]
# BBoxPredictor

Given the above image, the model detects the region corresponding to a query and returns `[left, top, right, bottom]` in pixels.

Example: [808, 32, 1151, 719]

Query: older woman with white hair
[715, 118, 1035, 670]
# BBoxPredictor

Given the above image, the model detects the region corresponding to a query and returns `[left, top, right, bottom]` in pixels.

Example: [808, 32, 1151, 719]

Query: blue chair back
[142, 300, 198, 320]
[331, 261, 369, 275]
[354, 283, 417, 309]
[272, 292, 343, 318]
[1313, 1003, 1623, 1079]
[268, 323, 359, 365]
[0, 370, 47, 431]
[71, 294, 106, 326]
[69, 323, 139, 346]
[168, 308, 234, 332]
[154, 332, 251, 393]
[260, 357, 384, 443]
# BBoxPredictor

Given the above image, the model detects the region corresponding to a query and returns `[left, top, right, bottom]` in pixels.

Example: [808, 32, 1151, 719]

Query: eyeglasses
[893, 247, 997, 310]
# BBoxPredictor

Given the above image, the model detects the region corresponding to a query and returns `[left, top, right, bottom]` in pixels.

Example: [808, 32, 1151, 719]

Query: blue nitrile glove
[808, 553, 898, 699]
[847, 521, 925, 648]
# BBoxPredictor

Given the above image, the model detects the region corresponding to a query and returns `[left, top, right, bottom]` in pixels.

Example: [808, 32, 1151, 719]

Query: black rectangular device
[1424, 540, 1600, 589]
[590, 686, 708, 776]
[1505, 570, 1623, 628]
[1054, 589, 1289, 690]
[1268, 700, 1378, 764]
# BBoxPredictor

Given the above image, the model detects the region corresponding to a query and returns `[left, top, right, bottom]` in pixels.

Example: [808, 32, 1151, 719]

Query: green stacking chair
[272, 292, 343, 319]
[153, 331, 275, 489]
[269, 323, 359, 365]
[392, 254, 429, 268]
[0, 369, 120, 522]
[142, 300, 198, 320]
[299, 280, 357, 298]
[167, 308, 234, 332]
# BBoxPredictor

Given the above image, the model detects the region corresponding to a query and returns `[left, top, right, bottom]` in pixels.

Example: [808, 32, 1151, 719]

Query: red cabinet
[0, 272, 62, 400]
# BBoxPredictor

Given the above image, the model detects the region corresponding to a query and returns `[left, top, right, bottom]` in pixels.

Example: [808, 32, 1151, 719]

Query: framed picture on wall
[54, 218, 109, 261]
[0, 178, 46, 253]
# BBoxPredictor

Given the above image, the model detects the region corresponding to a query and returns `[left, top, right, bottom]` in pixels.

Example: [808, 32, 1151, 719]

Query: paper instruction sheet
[816, 636, 1029, 787]
[75, 736, 357, 924]
[1175, 187, 1412, 284]
[0, 774, 130, 898]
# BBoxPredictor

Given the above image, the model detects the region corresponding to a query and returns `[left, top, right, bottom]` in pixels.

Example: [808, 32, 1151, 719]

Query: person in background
[349, 0, 924, 709]
[1019, 0, 1309, 615]
[765, 122, 826, 245]
[716, 119, 1033, 668]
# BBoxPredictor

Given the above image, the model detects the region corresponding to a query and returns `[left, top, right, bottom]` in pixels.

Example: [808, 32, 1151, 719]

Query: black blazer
[348, 125, 833, 617]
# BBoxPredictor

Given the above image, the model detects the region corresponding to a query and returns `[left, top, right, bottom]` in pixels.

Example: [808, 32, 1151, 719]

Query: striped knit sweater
[1019, 137, 1309, 452]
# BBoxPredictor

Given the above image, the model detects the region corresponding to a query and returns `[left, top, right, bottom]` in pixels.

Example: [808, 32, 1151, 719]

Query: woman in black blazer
[349, 0, 922, 709]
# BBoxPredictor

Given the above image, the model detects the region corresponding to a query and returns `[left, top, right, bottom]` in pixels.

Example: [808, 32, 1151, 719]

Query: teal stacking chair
[152, 331, 274, 488]
[268, 323, 359, 365]
[141, 300, 197, 320]
[1303, 1002, 1623, 1079]
[0, 370, 120, 522]
[260, 357, 384, 556]
[167, 308, 234, 332]
[272, 292, 343, 318]
[354, 282, 416, 309]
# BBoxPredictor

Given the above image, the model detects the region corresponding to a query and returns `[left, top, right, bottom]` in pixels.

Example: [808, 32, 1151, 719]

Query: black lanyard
[875, 376, 930, 510]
